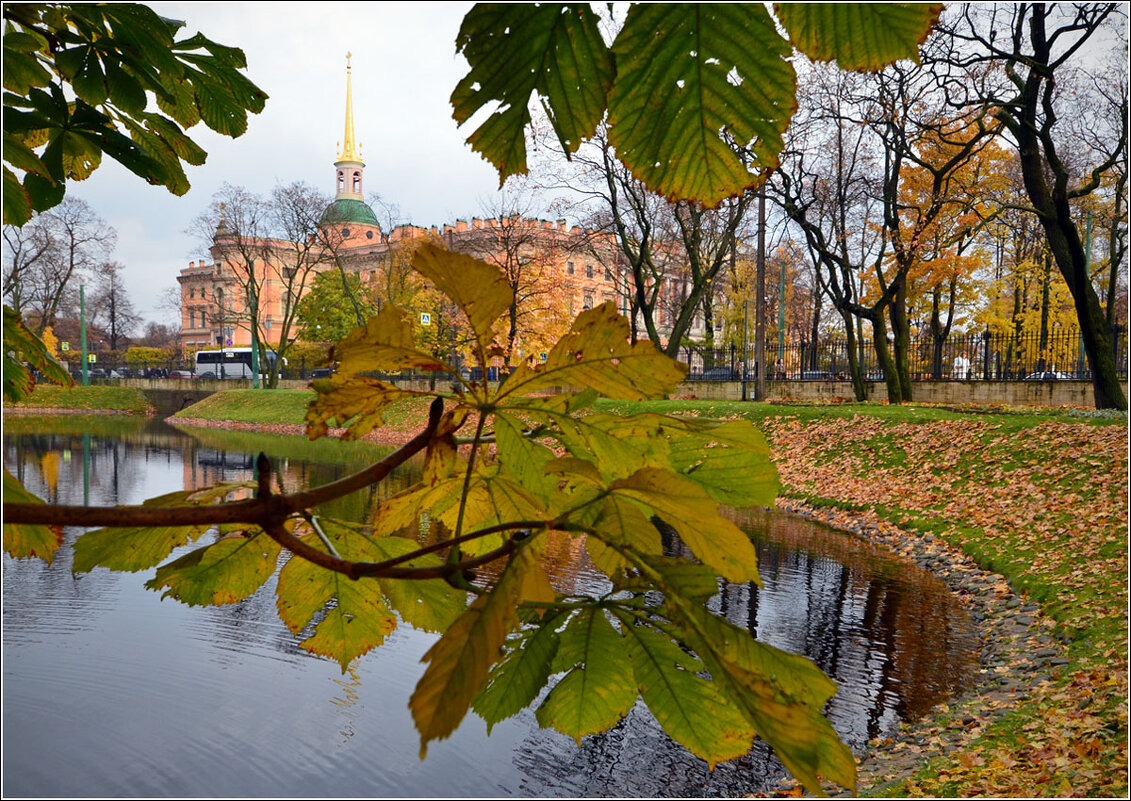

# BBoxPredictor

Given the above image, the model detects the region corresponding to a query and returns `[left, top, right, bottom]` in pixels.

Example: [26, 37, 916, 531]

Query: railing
[55, 358, 470, 385]
[55, 326, 1128, 386]
[682, 326, 1129, 382]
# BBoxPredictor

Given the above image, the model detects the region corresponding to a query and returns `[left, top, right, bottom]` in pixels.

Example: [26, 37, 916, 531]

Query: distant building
[177, 59, 692, 357]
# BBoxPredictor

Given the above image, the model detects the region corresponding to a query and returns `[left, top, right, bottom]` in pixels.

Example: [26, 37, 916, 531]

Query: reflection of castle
[177, 58, 626, 355]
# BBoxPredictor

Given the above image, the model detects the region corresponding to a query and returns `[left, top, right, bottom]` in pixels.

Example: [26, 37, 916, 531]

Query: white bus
[195, 347, 283, 380]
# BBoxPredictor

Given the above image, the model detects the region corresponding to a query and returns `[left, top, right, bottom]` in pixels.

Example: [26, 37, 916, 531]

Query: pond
[2, 416, 979, 797]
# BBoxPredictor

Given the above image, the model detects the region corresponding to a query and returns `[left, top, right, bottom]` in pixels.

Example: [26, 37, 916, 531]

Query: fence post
[982, 328, 991, 381]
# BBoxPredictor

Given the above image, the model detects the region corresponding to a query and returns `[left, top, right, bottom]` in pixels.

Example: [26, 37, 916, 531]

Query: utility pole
[1079, 211, 1091, 374]
[249, 260, 260, 389]
[778, 253, 786, 364]
[741, 298, 750, 401]
[754, 187, 766, 402]
[80, 284, 88, 387]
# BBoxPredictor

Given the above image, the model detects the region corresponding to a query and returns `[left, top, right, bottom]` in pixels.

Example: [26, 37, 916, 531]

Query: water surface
[2, 417, 978, 797]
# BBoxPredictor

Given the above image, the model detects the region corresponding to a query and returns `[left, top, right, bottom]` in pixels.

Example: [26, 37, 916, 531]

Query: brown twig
[3, 397, 445, 529]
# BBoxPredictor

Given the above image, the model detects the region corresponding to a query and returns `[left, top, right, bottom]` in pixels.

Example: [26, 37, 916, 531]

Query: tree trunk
[889, 272, 913, 401]
[841, 308, 866, 401]
[872, 313, 902, 404]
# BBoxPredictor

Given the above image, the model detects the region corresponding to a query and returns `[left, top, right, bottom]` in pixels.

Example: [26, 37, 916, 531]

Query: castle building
[177, 60, 696, 359]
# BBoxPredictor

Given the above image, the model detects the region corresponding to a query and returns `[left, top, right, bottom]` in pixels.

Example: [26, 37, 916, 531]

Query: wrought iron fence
[55, 357, 465, 385]
[54, 326, 1127, 386]
[682, 326, 1128, 382]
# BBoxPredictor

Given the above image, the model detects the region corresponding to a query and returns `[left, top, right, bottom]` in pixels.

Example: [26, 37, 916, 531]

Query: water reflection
[2, 418, 978, 797]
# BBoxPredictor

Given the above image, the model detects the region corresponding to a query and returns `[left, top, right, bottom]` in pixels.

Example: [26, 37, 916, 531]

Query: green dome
[320, 197, 379, 227]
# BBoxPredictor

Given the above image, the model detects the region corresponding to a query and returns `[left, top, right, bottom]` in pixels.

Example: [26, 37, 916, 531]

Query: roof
[320, 197, 379, 227]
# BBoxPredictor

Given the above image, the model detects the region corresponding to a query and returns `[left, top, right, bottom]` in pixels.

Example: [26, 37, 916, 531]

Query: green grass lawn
[5, 384, 151, 413]
[123, 390, 1131, 794]
[171, 388, 317, 425]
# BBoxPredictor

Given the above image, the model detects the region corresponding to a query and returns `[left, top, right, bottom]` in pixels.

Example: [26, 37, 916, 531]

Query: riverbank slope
[5, 384, 152, 414]
[19, 389, 1130, 796]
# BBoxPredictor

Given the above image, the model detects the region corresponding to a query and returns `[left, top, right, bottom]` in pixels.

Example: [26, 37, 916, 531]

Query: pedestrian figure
[953, 352, 970, 380]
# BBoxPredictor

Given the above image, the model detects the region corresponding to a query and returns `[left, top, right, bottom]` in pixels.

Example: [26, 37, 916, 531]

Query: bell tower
[320, 53, 381, 236]
[335, 52, 364, 201]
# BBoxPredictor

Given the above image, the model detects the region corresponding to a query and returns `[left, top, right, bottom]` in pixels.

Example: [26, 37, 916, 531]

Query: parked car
[1023, 371, 1072, 381]
[309, 367, 334, 380]
[699, 366, 735, 381]
[169, 369, 195, 380]
[800, 370, 833, 380]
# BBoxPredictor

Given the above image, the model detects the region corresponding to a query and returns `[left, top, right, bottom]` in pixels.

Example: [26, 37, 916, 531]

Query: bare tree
[932, 2, 1128, 409]
[539, 124, 752, 358]
[142, 321, 180, 350]
[3, 215, 55, 315]
[447, 187, 572, 368]
[89, 262, 140, 352]
[772, 65, 888, 400]
[775, 56, 993, 403]
[2, 197, 115, 333]
[188, 182, 345, 387]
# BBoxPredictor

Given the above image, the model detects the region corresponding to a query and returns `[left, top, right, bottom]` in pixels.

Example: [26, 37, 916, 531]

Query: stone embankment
[775, 499, 1068, 795]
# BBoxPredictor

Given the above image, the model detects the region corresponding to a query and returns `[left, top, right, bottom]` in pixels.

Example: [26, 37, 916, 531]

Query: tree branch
[3, 397, 446, 527]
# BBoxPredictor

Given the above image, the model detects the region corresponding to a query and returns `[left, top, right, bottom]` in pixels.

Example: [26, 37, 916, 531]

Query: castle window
[605, 266, 613, 281]
[585, 263, 593, 279]
[189, 288, 195, 300]
[341, 228, 350, 238]
[337, 170, 345, 192]
[352, 171, 361, 193]
[583, 293, 594, 310]
[367, 231, 374, 239]
[567, 261, 574, 275]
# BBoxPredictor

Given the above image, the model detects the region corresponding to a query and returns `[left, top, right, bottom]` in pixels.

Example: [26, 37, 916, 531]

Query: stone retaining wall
[106, 377, 1128, 409]
[675, 379, 1128, 407]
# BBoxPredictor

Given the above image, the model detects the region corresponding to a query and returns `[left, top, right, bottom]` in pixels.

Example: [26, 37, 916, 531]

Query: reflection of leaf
[145, 529, 280, 606]
[2, 468, 62, 563]
[412, 242, 514, 353]
[499, 302, 686, 401]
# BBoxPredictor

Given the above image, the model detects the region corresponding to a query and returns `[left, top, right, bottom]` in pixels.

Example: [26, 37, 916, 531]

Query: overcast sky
[65, 2, 529, 326]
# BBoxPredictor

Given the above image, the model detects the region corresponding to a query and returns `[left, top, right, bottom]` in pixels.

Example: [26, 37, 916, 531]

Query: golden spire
[338, 52, 360, 162]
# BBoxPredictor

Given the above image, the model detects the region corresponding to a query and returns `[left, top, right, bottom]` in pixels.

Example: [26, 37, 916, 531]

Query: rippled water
[2, 417, 979, 797]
